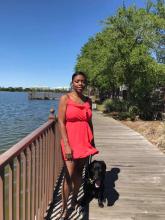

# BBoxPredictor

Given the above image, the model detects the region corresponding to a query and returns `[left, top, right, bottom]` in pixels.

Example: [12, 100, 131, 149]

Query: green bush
[103, 99, 114, 112]
[103, 99, 129, 113]
[128, 105, 139, 121]
[128, 106, 139, 115]
[118, 112, 130, 120]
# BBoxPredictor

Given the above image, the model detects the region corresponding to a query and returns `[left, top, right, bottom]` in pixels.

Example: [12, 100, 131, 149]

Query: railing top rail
[0, 118, 55, 169]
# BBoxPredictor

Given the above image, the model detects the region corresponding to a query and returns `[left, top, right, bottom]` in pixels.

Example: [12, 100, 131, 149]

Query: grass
[96, 103, 105, 112]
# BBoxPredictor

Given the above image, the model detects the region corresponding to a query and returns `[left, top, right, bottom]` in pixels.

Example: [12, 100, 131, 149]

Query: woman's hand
[65, 145, 73, 161]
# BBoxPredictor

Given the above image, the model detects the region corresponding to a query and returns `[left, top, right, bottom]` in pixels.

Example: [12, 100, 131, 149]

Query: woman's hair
[72, 71, 87, 83]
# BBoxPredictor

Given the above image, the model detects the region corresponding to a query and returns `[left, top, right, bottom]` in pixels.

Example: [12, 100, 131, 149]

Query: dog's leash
[88, 155, 92, 164]
[85, 155, 94, 184]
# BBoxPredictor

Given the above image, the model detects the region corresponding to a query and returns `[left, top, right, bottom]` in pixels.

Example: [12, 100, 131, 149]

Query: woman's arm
[88, 97, 96, 147]
[58, 95, 72, 155]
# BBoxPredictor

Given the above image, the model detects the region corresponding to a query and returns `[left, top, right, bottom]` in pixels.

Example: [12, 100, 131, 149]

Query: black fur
[81, 160, 106, 208]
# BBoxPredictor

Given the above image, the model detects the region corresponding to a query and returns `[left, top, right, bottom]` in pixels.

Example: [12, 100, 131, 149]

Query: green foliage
[75, 1, 165, 119]
[0, 87, 24, 92]
[103, 99, 129, 112]
[128, 105, 140, 120]
[109, 111, 136, 121]
[0, 87, 69, 93]
[118, 112, 131, 120]
[128, 105, 139, 115]
[103, 99, 115, 112]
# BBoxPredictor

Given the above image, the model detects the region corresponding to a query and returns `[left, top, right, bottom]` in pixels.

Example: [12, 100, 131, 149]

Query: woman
[58, 71, 99, 219]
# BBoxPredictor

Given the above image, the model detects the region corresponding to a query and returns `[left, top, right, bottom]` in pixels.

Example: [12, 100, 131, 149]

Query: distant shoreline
[0, 87, 69, 93]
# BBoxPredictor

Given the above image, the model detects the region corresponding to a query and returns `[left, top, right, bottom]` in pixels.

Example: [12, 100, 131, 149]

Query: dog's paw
[98, 202, 104, 208]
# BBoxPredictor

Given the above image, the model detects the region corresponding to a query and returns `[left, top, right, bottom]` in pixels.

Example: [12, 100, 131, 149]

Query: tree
[155, 0, 165, 63]
[75, 2, 165, 118]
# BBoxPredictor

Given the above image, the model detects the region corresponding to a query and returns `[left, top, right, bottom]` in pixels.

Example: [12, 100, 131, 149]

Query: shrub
[103, 99, 114, 112]
[128, 106, 140, 121]
[118, 112, 130, 120]
[103, 99, 129, 113]
[128, 106, 139, 115]
[113, 111, 136, 121]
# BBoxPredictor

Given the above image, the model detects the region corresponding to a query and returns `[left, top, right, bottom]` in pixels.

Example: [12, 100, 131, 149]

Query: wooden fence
[0, 109, 63, 220]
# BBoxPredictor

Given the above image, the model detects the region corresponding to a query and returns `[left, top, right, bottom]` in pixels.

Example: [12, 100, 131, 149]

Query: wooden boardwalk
[47, 111, 165, 220]
[90, 111, 165, 220]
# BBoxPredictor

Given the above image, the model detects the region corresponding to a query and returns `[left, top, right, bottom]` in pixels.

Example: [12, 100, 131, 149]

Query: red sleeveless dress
[61, 97, 99, 160]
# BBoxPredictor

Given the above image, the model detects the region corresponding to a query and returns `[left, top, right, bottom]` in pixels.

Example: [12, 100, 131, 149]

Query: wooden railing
[0, 109, 63, 220]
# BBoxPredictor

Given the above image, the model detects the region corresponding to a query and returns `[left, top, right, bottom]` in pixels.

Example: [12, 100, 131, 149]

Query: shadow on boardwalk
[46, 111, 165, 219]
[45, 169, 89, 220]
[105, 168, 120, 207]
[45, 166, 120, 220]
[89, 111, 165, 219]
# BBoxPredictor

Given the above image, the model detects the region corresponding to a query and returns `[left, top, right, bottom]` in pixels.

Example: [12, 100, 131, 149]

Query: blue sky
[0, 0, 155, 88]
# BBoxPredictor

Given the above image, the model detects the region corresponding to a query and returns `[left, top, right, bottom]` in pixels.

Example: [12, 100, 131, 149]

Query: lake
[0, 91, 59, 154]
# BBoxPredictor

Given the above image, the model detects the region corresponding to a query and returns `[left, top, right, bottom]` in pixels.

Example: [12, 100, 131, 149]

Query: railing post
[0, 168, 4, 220]
[0, 115, 59, 220]
[48, 108, 56, 207]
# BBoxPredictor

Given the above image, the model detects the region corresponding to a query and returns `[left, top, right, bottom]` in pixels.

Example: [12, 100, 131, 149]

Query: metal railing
[0, 109, 63, 220]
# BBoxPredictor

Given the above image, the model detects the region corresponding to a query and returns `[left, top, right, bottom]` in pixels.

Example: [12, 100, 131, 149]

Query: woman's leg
[71, 157, 88, 206]
[61, 160, 76, 216]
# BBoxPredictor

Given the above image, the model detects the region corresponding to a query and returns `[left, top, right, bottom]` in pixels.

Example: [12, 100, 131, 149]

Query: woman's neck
[72, 91, 83, 98]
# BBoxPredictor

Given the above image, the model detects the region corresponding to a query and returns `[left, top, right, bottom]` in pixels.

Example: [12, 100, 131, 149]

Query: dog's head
[88, 160, 106, 188]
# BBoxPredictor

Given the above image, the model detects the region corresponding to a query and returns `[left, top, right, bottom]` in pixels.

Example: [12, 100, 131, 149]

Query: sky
[0, 0, 156, 88]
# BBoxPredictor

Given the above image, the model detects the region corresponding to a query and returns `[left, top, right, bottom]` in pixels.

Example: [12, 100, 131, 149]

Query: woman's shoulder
[59, 93, 70, 103]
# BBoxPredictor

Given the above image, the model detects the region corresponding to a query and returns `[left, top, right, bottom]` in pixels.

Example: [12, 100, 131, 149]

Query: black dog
[80, 160, 106, 208]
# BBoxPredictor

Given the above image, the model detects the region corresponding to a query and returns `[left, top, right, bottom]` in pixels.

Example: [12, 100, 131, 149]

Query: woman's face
[72, 74, 86, 93]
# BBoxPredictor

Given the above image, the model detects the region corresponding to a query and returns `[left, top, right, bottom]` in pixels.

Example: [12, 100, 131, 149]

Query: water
[0, 91, 59, 154]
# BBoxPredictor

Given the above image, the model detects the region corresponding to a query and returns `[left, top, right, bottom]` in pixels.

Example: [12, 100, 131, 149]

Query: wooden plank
[22, 151, 26, 220]
[89, 112, 165, 219]
[9, 162, 14, 220]
[45, 111, 165, 220]
[16, 156, 20, 220]
[0, 169, 4, 220]
[35, 140, 39, 220]
[27, 146, 32, 220]
[31, 143, 36, 220]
